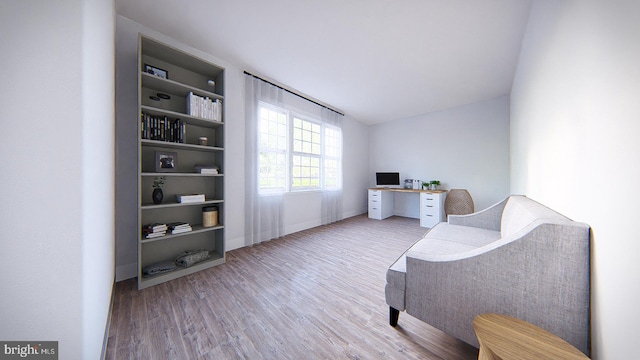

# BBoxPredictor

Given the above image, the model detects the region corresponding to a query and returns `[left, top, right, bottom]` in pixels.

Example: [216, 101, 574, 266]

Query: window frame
[290, 114, 323, 191]
[257, 101, 342, 195]
[257, 102, 289, 195]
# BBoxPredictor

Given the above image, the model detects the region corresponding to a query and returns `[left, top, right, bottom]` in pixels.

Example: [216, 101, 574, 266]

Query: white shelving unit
[137, 35, 225, 289]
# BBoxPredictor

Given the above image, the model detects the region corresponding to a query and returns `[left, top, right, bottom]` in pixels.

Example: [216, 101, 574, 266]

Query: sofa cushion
[501, 196, 571, 238]
[407, 223, 501, 259]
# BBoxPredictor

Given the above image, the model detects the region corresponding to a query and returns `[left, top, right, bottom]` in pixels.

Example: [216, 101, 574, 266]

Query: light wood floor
[106, 215, 479, 359]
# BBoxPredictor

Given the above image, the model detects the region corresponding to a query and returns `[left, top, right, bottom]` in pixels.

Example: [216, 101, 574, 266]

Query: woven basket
[445, 189, 474, 217]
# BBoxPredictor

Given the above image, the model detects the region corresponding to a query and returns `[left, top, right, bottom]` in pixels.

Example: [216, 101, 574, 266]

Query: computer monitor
[375, 172, 400, 187]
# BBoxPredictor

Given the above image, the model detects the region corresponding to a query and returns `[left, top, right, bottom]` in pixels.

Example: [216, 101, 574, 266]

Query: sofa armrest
[447, 197, 509, 231]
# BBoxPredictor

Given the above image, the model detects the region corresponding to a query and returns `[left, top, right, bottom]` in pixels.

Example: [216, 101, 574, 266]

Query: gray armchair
[385, 195, 591, 356]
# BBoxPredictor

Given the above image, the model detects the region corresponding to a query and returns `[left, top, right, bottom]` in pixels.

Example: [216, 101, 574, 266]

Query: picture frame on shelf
[155, 151, 178, 172]
[144, 64, 168, 79]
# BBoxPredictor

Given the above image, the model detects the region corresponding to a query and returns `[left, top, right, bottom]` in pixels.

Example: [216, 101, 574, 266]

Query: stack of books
[194, 164, 219, 175]
[142, 223, 167, 239]
[167, 222, 193, 235]
[176, 194, 206, 203]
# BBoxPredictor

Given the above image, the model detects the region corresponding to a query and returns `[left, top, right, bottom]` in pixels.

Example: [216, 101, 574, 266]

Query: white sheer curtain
[245, 73, 345, 245]
[321, 107, 343, 225]
[244, 75, 285, 246]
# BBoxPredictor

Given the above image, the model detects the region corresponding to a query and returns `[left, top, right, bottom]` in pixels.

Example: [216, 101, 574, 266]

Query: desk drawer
[422, 203, 438, 216]
[368, 189, 392, 220]
[420, 192, 445, 228]
[368, 204, 382, 220]
[421, 194, 437, 203]
[420, 213, 438, 228]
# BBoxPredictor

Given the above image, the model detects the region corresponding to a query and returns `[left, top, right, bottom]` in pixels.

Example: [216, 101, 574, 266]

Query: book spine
[153, 116, 158, 140]
[160, 116, 165, 141]
[145, 114, 150, 139]
[169, 119, 175, 143]
[164, 116, 169, 142]
[187, 92, 193, 116]
[181, 120, 186, 144]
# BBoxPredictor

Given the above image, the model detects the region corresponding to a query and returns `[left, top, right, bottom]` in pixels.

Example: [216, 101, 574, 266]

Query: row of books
[142, 222, 193, 239]
[187, 92, 222, 121]
[141, 113, 186, 143]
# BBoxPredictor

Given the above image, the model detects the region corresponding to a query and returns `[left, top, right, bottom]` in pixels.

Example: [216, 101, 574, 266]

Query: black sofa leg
[389, 307, 400, 327]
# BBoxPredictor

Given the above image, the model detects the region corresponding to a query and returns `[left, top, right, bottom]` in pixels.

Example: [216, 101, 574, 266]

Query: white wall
[115, 16, 370, 279]
[369, 96, 511, 213]
[0, 1, 115, 359]
[342, 115, 371, 218]
[82, 1, 116, 358]
[510, 0, 640, 358]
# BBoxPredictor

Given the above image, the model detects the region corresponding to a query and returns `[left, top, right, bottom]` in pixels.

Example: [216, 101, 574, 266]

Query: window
[258, 105, 287, 193]
[292, 117, 321, 190]
[258, 102, 342, 194]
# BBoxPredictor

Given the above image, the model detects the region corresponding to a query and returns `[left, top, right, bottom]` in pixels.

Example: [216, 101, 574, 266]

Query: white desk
[368, 188, 447, 228]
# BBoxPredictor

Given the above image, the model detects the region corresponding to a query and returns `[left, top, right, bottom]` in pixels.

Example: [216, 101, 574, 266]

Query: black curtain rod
[244, 71, 345, 116]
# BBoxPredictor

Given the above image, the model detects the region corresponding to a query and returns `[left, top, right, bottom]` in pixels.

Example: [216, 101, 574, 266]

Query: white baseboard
[285, 219, 323, 235]
[392, 210, 420, 219]
[101, 279, 116, 359]
[225, 236, 246, 252]
[343, 209, 367, 218]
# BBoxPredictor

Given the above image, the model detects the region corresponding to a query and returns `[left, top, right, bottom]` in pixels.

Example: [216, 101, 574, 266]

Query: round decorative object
[152, 188, 164, 204]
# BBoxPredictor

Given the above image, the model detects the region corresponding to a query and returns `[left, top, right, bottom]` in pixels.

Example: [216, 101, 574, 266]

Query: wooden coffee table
[473, 313, 589, 360]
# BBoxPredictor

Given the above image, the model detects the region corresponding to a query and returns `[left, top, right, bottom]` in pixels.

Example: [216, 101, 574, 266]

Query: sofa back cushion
[501, 196, 571, 238]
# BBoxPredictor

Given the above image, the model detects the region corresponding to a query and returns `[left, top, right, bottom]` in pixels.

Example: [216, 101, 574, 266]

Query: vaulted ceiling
[116, 0, 532, 124]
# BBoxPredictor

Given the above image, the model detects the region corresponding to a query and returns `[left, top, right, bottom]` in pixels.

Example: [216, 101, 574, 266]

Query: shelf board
[139, 251, 225, 289]
[141, 172, 223, 177]
[142, 72, 223, 100]
[142, 37, 224, 79]
[141, 199, 223, 210]
[140, 224, 224, 244]
[141, 139, 223, 152]
[141, 105, 224, 128]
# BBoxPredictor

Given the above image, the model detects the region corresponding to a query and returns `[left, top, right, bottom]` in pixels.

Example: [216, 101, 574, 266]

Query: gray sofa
[385, 195, 591, 355]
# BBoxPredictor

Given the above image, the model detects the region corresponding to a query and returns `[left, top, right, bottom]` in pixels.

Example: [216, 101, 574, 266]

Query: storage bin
[202, 206, 218, 227]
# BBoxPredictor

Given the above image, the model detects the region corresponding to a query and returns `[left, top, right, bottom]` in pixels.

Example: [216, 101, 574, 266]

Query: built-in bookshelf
[137, 35, 225, 289]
